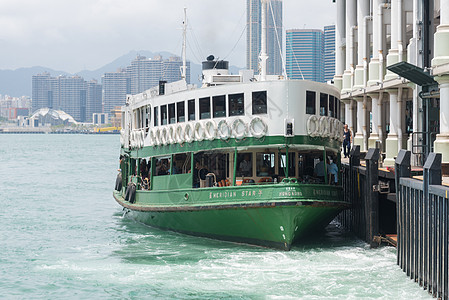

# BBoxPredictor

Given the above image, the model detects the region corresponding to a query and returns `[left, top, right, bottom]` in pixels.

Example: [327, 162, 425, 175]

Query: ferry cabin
[120, 78, 344, 193]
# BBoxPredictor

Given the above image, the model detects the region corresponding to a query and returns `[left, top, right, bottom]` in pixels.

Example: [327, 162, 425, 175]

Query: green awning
[386, 61, 437, 87]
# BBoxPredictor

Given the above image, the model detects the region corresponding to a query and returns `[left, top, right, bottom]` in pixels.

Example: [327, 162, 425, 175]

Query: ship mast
[259, 0, 268, 81]
[181, 7, 187, 81]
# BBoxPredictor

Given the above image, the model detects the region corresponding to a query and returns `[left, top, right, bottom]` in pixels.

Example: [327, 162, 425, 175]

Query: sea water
[0, 134, 430, 299]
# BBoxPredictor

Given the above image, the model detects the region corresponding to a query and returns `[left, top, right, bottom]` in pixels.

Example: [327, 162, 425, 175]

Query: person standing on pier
[343, 124, 352, 158]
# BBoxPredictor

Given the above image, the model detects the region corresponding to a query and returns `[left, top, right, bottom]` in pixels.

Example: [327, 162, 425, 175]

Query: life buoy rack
[194, 122, 205, 141]
[249, 116, 267, 138]
[232, 118, 247, 139]
[184, 123, 195, 143]
[204, 120, 216, 141]
[319, 116, 329, 138]
[176, 124, 184, 143]
[307, 115, 319, 137]
[217, 120, 230, 140]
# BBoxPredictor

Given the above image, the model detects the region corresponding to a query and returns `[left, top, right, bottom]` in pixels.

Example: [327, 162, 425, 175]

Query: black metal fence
[396, 150, 448, 300]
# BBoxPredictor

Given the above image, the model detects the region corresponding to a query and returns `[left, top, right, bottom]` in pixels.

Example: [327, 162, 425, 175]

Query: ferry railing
[395, 150, 448, 300]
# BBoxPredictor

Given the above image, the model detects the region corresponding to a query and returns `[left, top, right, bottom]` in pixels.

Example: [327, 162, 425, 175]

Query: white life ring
[176, 124, 184, 143]
[148, 128, 155, 146]
[326, 118, 333, 139]
[319, 116, 329, 137]
[194, 122, 205, 141]
[204, 120, 217, 141]
[249, 116, 267, 138]
[232, 118, 247, 139]
[339, 122, 345, 142]
[120, 129, 125, 146]
[168, 126, 175, 144]
[154, 128, 161, 146]
[139, 129, 145, 148]
[217, 120, 231, 140]
[307, 115, 319, 137]
[130, 130, 135, 148]
[333, 119, 340, 140]
[184, 123, 194, 143]
[134, 130, 141, 148]
[160, 127, 167, 145]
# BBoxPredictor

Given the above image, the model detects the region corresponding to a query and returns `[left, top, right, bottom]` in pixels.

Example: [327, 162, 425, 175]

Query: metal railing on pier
[396, 150, 448, 300]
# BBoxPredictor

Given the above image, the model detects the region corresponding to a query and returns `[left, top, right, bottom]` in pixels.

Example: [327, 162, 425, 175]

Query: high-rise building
[324, 25, 336, 83]
[246, 0, 283, 76]
[163, 56, 191, 85]
[286, 29, 324, 82]
[31, 74, 102, 122]
[102, 69, 130, 116]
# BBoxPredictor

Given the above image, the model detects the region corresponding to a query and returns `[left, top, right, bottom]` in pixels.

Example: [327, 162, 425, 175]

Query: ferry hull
[113, 187, 347, 250]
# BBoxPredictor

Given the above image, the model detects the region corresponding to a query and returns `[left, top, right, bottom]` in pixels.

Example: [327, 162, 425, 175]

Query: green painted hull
[113, 183, 348, 250]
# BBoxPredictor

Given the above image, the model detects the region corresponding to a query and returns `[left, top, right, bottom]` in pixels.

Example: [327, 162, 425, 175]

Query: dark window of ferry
[154, 156, 171, 176]
[161, 105, 168, 125]
[213, 95, 226, 118]
[177, 101, 185, 122]
[236, 153, 253, 177]
[172, 153, 191, 174]
[229, 93, 244, 116]
[306, 91, 316, 114]
[320, 93, 328, 116]
[329, 95, 335, 117]
[153, 106, 158, 126]
[256, 153, 275, 177]
[188, 99, 195, 121]
[252, 91, 267, 115]
[279, 152, 296, 177]
[168, 103, 175, 124]
[199, 97, 211, 119]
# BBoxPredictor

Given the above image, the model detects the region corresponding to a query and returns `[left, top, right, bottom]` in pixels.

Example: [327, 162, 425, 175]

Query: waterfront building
[324, 25, 336, 83]
[86, 80, 103, 123]
[333, 0, 449, 169]
[0, 95, 31, 119]
[286, 29, 324, 82]
[102, 69, 130, 117]
[32, 72, 53, 113]
[246, 0, 283, 75]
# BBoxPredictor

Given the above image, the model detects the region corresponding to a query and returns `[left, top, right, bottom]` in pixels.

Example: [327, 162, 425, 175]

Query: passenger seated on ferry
[314, 157, 325, 183]
[193, 162, 208, 188]
[239, 155, 252, 177]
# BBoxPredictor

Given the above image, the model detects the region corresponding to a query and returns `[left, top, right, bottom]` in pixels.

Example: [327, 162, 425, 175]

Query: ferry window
[252, 91, 267, 115]
[236, 153, 253, 177]
[279, 153, 296, 177]
[213, 95, 226, 118]
[320, 93, 328, 116]
[155, 157, 171, 176]
[168, 103, 175, 124]
[154, 106, 158, 126]
[199, 97, 211, 119]
[161, 105, 168, 125]
[177, 101, 185, 122]
[306, 91, 316, 114]
[229, 93, 244, 116]
[329, 95, 335, 117]
[172, 153, 191, 174]
[256, 153, 275, 177]
[188, 99, 195, 121]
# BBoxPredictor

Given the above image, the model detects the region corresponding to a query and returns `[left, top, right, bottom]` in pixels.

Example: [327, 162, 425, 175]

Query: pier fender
[306, 115, 319, 137]
[194, 122, 205, 141]
[232, 118, 248, 139]
[184, 123, 195, 143]
[204, 120, 217, 141]
[249, 116, 268, 138]
[217, 120, 231, 140]
[176, 124, 185, 143]
[319, 116, 329, 137]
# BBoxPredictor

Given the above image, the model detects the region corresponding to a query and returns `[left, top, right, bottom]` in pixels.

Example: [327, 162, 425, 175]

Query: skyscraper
[324, 25, 336, 83]
[246, 0, 283, 76]
[286, 29, 324, 82]
[102, 69, 130, 116]
[86, 80, 103, 123]
[32, 72, 52, 113]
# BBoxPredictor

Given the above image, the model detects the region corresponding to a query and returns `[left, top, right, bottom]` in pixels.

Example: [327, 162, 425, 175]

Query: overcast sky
[0, 0, 336, 73]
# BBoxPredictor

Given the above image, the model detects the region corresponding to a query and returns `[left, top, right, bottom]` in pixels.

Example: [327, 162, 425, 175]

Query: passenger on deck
[327, 156, 338, 185]
[239, 155, 252, 177]
[314, 157, 325, 183]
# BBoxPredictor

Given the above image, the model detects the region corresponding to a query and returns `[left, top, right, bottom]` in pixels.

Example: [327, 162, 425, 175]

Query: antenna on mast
[181, 7, 187, 80]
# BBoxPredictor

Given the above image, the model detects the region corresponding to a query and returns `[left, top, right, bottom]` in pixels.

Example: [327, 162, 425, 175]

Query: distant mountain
[0, 51, 244, 97]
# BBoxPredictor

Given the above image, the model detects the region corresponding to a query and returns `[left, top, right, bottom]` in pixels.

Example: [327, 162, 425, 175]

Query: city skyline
[0, 0, 336, 73]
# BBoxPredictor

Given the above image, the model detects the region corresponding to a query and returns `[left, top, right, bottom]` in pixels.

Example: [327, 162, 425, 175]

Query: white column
[434, 80, 449, 163]
[384, 89, 399, 166]
[368, 93, 380, 148]
[368, 0, 386, 86]
[354, 97, 365, 151]
[353, 0, 370, 90]
[333, 0, 346, 91]
[385, 0, 403, 81]
[341, 0, 357, 94]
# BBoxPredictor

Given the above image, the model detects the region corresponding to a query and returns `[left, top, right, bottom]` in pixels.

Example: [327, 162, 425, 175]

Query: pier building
[333, 0, 449, 170]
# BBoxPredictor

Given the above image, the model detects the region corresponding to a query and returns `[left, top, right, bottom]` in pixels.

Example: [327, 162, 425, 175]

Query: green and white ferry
[113, 7, 348, 250]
